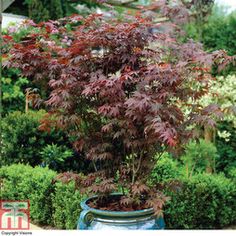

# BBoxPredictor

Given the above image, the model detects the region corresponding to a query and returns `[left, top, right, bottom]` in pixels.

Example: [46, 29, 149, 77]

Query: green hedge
[52, 182, 84, 229]
[0, 110, 88, 173]
[0, 164, 56, 225]
[164, 173, 236, 229]
[0, 164, 83, 229]
[1, 110, 67, 167]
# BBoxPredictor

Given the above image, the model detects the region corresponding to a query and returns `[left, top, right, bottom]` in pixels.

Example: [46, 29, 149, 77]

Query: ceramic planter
[77, 194, 165, 230]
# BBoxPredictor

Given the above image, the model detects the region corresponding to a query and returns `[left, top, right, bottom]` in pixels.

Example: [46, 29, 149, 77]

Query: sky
[215, 0, 236, 12]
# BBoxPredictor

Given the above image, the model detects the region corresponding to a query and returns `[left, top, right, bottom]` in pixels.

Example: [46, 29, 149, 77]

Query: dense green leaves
[0, 164, 84, 228]
[52, 181, 84, 229]
[164, 173, 236, 229]
[1, 110, 70, 167]
[150, 153, 183, 183]
[181, 139, 218, 177]
[40, 144, 73, 169]
[2, 75, 29, 115]
[186, 6, 236, 57]
[215, 121, 236, 172]
[0, 164, 57, 225]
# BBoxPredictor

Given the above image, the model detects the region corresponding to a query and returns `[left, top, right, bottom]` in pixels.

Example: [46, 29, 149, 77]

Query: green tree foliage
[227, 167, 236, 181]
[184, 0, 215, 41]
[150, 153, 183, 183]
[216, 121, 236, 172]
[1, 68, 29, 115]
[186, 6, 236, 56]
[181, 139, 218, 177]
[28, 0, 50, 23]
[202, 9, 236, 56]
[0, 110, 92, 172]
[200, 74, 236, 172]
[50, 0, 64, 20]
[6, 0, 90, 23]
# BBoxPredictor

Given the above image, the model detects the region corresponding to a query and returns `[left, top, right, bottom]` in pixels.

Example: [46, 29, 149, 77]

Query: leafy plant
[6, 7, 233, 215]
[6, 0, 98, 23]
[52, 181, 85, 229]
[0, 110, 70, 167]
[150, 153, 183, 183]
[186, 5, 236, 57]
[181, 139, 218, 177]
[0, 164, 85, 229]
[164, 173, 236, 229]
[227, 167, 236, 181]
[215, 121, 236, 172]
[0, 164, 57, 225]
[2, 75, 29, 115]
[40, 144, 73, 169]
[199, 74, 236, 172]
[28, 0, 51, 23]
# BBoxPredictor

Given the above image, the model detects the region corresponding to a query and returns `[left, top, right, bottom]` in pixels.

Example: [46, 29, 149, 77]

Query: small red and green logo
[0, 200, 30, 230]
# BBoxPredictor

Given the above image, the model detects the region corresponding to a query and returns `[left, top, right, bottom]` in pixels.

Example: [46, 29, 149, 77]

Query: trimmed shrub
[2, 68, 29, 115]
[52, 182, 85, 229]
[150, 153, 183, 183]
[0, 164, 57, 225]
[0, 110, 73, 169]
[0, 164, 85, 229]
[164, 173, 236, 229]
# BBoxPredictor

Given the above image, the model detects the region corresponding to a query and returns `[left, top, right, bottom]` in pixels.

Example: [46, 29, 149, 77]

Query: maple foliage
[5, 4, 234, 215]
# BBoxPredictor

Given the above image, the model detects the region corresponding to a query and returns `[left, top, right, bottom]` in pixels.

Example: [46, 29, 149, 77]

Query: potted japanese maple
[6, 6, 231, 230]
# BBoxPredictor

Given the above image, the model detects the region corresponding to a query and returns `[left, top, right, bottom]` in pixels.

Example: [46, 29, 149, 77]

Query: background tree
[28, 0, 50, 23]
[182, 0, 215, 41]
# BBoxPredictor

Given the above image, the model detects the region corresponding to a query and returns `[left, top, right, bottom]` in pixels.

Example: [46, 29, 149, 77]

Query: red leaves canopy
[5, 11, 233, 214]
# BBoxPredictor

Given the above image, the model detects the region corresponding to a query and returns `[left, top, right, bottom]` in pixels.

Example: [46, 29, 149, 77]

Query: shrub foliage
[0, 164, 56, 225]
[165, 173, 236, 229]
[1, 110, 70, 167]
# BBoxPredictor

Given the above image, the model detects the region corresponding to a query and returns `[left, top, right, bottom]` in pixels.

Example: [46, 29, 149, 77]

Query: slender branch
[92, 160, 98, 172]
[133, 149, 143, 179]
[155, 147, 167, 163]
[130, 145, 136, 185]
[131, 153, 135, 184]
[135, 152, 143, 174]
[189, 162, 196, 178]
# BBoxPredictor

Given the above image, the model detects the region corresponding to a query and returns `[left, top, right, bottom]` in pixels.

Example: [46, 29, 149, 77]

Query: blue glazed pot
[77, 194, 165, 230]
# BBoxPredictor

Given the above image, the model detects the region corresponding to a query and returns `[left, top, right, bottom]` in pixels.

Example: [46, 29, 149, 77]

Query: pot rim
[80, 193, 155, 217]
